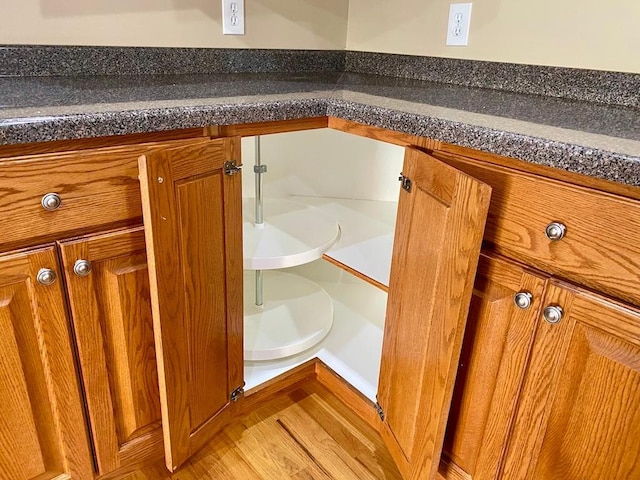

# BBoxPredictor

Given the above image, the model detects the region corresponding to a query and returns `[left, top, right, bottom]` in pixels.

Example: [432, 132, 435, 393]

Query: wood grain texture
[502, 283, 640, 479]
[0, 138, 208, 252]
[138, 138, 243, 472]
[322, 255, 389, 292]
[433, 150, 640, 308]
[114, 381, 401, 480]
[58, 227, 163, 476]
[243, 360, 317, 412]
[377, 148, 491, 480]
[328, 118, 441, 150]
[0, 246, 93, 480]
[443, 254, 547, 480]
[315, 360, 380, 430]
[0, 128, 208, 159]
[437, 141, 640, 202]
[216, 117, 328, 138]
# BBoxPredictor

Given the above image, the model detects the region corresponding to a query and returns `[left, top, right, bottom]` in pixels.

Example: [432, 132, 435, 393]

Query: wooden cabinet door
[377, 148, 491, 480]
[138, 138, 243, 471]
[502, 282, 640, 479]
[59, 227, 163, 476]
[442, 254, 547, 480]
[0, 246, 93, 480]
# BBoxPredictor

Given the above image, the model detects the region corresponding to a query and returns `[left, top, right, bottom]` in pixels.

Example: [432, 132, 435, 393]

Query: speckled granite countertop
[1, 70, 639, 187]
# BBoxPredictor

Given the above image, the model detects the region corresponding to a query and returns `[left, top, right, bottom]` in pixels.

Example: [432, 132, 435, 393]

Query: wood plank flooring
[118, 381, 402, 480]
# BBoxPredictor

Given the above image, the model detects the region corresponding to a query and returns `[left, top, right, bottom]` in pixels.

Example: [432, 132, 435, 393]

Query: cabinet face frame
[138, 138, 244, 472]
[0, 245, 94, 480]
[377, 147, 491, 480]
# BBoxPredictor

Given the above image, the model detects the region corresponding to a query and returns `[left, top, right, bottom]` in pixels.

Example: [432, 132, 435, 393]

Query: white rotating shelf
[244, 260, 388, 401]
[244, 270, 333, 361]
[243, 197, 341, 270]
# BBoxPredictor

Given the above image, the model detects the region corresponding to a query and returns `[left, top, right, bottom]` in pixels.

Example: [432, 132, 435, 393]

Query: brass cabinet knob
[36, 268, 57, 285]
[545, 222, 567, 241]
[41, 192, 62, 211]
[73, 259, 92, 277]
[543, 305, 564, 324]
[514, 291, 533, 309]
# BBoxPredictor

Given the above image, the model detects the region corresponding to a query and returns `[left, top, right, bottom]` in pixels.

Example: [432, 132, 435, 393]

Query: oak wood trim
[329, 117, 441, 149]
[322, 254, 389, 293]
[0, 128, 208, 159]
[437, 142, 640, 202]
[216, 117, 328, 138]
[315, 360, 380, 430]
[243, 360, 318, 411]
[438, 457, 472, 480]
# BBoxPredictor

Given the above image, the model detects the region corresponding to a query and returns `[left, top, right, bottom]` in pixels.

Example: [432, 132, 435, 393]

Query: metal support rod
[254, 136, 264, 225]
[254, 136, 265, 306]
[255, 270, 264, 306]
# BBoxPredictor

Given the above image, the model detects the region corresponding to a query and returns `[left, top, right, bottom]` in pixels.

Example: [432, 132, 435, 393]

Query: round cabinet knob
[36, 268, 57, 286]
[543, 305, 564, 324]
[514, 291, 533, 309]
[73, 259, 92, 277]
[545, 222, 567, 241]
[41, 193, 62, 211]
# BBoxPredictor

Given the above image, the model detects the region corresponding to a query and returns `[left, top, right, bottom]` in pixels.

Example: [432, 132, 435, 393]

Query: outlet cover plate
[446, 3, 472, 46]
[222, 0, 245, 35]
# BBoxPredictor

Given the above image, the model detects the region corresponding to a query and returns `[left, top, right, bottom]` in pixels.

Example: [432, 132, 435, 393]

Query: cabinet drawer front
[434, 151, 640, 306]
[0, 142, 198, 250]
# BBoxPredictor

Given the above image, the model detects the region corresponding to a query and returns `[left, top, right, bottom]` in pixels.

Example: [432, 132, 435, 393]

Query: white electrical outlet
[222, 0, 245, 35]
[446, 3, 472, 46]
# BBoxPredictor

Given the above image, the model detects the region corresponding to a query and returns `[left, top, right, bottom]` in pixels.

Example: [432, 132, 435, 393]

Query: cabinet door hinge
[224, 161, 242, 176]
[230, 386, 245, 402]
[375, 402, 386, 421]
[398, 173, 412, 192]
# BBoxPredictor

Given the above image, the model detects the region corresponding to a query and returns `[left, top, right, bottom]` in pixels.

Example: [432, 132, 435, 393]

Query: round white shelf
[243, 198, 340, 270]
[244, 270, 333, 361]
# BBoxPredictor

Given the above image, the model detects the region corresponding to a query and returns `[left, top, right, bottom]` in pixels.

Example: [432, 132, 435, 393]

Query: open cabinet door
[377, 147, 491, 480]
[138, 138, 243, 472]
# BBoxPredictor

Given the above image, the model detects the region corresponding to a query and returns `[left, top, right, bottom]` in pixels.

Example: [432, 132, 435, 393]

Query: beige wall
[347, 0, 640, 73]
[2, 1, 639, 73]
[0, 0, 349, 50]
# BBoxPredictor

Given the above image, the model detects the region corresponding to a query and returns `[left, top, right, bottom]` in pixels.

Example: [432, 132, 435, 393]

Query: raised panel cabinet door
[502, 282, 640, 479]
[377, 147, 491, 480]
[138, 138, 244, 471]
[0, 245, 93, 480]
[442, 254, 547, 480]
[59, 227, 163, 476]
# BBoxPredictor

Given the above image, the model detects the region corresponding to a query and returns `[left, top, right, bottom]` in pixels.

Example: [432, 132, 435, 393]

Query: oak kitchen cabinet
[501, 282, 640, 479]
[443, 253, 548, 480]
[0, 246, 94, 480]
[432, 147, 640, 480]
[0, 135, 247, 478]
[0, 119, 639, 480]
[58, 227, 163, 474]
[133, 138, 491, 477]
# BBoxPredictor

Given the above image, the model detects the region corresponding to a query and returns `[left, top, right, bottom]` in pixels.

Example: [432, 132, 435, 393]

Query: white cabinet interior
[241, 129, 404, 400]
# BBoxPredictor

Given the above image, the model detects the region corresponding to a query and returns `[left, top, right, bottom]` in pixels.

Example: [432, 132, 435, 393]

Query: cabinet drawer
[434, 151, 640, 306]
[0, 139, 201, 250]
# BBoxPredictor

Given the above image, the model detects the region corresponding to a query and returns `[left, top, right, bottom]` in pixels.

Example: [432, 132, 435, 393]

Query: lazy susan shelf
[244, 270, 333, 361]
[243, 197, 341, 270]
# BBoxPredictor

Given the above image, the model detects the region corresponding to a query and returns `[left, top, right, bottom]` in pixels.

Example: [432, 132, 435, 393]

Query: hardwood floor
[117, 381, 402, 480]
